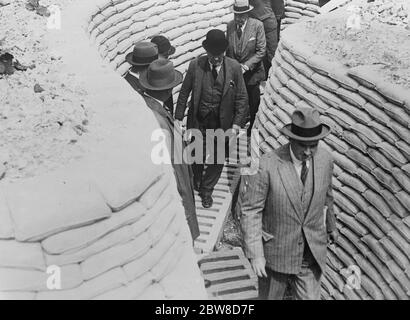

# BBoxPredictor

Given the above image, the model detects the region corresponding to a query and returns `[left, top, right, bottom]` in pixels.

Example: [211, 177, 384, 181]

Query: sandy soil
[285, 1, 410, 88]
[0, 0, 95, 182]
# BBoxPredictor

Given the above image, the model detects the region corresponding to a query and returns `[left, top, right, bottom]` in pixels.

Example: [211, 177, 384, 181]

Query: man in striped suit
[240, 107, 339, 300]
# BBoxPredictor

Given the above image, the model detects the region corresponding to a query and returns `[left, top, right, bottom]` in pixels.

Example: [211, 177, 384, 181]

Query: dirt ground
[0, 0, 99, 182]
[286, 1, 410, 88]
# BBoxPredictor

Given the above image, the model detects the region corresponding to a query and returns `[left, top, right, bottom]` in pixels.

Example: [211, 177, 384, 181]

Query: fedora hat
[139, 59, 183, 91]
[151, 35, 176, 56]
[125, 41, 158, 66]
[233, 0, 253, 14]
[202, 29, 229, 56]
[280, 107, 330, 142]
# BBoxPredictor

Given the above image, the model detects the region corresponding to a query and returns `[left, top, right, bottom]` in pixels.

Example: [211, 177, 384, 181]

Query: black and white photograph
[0, 0, 409, 306]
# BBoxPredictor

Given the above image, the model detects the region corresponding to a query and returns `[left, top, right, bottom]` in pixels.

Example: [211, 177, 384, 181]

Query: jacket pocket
[262, 230, 275, 242]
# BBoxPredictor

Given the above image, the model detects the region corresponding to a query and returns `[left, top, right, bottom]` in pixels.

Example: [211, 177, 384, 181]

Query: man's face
[290, 139, 319, 162]
[234, 13, 248, 27]
[207, 52, 224, 67]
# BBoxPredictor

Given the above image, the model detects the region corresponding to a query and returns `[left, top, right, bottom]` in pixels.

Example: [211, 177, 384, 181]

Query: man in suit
[124, 41, 158, 96]
[175, 29, 248, 208]
[151, 35, 176, 116]
[226, 0, 266, 137]
[240, 107, 339, 300]
[139, 59, 200, 241]
[249, 0, 278, 79]
[270, 0, 284, 39]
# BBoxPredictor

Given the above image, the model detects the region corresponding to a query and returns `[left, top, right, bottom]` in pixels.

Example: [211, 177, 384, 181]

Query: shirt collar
[145, 93, 163, 107]
[128, 70, 140, 79]
[237, 19, 247, 31]
[208, 59, 223, 72]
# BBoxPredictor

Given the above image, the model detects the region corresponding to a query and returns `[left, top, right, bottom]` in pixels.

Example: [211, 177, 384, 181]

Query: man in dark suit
[175, 29, 248, 208]
[226, 0, 266, 137]
[249, 0, 278, 78]
[124, 41, 158, 96]
[240, 107, 339, 299]
[270, 0, 284, 39]
[139, 59, 200, 241]
[151, 35, 176, 116]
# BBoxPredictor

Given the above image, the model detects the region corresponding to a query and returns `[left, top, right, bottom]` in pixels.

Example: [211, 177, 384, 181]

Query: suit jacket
[270, 0, 285, 19]
[226, 18, 266, 85]
[175, 56, 248, 131]
[124, 71, 144, 94]
[239, 144, 337, 274]
[143, 94, 200, 241]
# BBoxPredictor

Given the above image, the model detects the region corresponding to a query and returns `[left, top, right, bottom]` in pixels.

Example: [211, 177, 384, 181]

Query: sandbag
[327, 67, 359, 92]
[339, 227, 369, 257]
[306, 55, 332, 76]
[280, 60, 300, 80]
[353, 253, 386, 290]
[365, 251, 395, 284]
[396, 191, 410, 211]
[296, 73, 321, 95]
[369, 121, 399, 145]
[382, 243, 409, 274]
[304, 93, 329, 113]
[396, 141, 410, 161]
[348, 65, 379, 89]
[383, 103, 410, 128]
[351, 123, 382, 147]
[337, 234, 358, 257]
[0, 241, 45, 271]
[360, 274, 384, 300]
[389, 280, 408, 300]
[339, 186, 369, 212]
[388, 230, 410, 259]
[325, 134, 349, 154]
[280, 50, 296, 66]
[327, 250, 345, 271]
[337, 173, 367, 193]
[371, 167, 402, 194]
[287, 79, 308, 99]
[0, 191, 13, 239]
[379, 189, 407, 220]
[278, 86, 299, 105]
[366, 206, 394, 235]
[317, 90, 344, 110]
[334, 196, 359, 219]
[334, 247, 356, 270]
[378, 143, 407, 167]
[311, 73, 339, 92]
[5, 171, 112, 242]
[325, 267, 345, 292]
[42, 201, 146, 255]
[387, 215, 410, 244]
[356, 212, 384, 239]
[368, 148, 394, 173]
[342, 131, 367, 152]
[340, 102, 372, 125]
[333, 164, 343, 177]
[0, 264, 82, 292]
[326, 108, 355, 129]
[390, 122, 410, 145]
[391, 168, 410, 194]
[346, 149, 376, 172]
[36, 267, 127, 300]
[363, 189, 393, 218]
[293, 60, 314, 78]
[275, 67, 290, 86]
[355, 168, 382, 192]
[331, 152, 358, 174]
[363, 102, 390, 125]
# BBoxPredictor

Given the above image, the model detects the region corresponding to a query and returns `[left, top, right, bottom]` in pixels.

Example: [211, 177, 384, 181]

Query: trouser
[246, 83, 261, 136]
[258, 246, 322, 300]
[192, 128, 227, 197]
[262, 16, 278, 78]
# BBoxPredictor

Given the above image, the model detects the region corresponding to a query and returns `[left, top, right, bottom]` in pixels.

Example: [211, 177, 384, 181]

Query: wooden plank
[215, 290, 258, 300]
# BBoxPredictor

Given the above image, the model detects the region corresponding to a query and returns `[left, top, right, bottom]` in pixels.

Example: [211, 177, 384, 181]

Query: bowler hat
[233, 0, 254, 14]
[202, 29, 229, 56]
[280, 107, 330, 142]
[151, 35, 176, 56]
[139, 59, 183, 91]
[125, 42, 158, 66]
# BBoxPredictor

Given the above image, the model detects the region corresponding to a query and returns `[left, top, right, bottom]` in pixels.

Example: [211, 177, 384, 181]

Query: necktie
[301, 160, 308, 185]
[212, 65, 218, 80]
[237, 25, 242, 39]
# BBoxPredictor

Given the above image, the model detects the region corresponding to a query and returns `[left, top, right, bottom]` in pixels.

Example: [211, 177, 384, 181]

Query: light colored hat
[280, 107, 330, 142]
[139, 59, 183, 91]
[233, 0, 253, 14]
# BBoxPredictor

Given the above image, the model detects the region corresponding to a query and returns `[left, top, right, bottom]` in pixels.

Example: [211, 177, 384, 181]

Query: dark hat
[202, 29, 229, 56]
[150, 35, 176, 56]
[139, 59, 183, 91]
[233, 0, 254, 14]
[125, 41, 158, 66]
[280, 107, 330, 142]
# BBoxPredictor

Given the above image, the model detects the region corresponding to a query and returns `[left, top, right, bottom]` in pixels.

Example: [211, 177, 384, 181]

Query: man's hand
[232, 124, 241, 135]
[328, 229, 339, 244]
[251, 257, 267, 278]
[241, 64, 249, 74]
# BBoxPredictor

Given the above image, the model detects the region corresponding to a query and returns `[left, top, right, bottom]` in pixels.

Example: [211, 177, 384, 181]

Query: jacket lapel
[277, 144, 304, 221]
[305, 149, 326, 218]
[240, 19, 252, 57]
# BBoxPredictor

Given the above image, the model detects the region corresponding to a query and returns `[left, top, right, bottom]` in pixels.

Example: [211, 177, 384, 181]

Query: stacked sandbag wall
[86, 0, 234, 99]
[0, 0, 207, 300]
[282, 0, 320, 30]
[253, 24, 410, 299]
